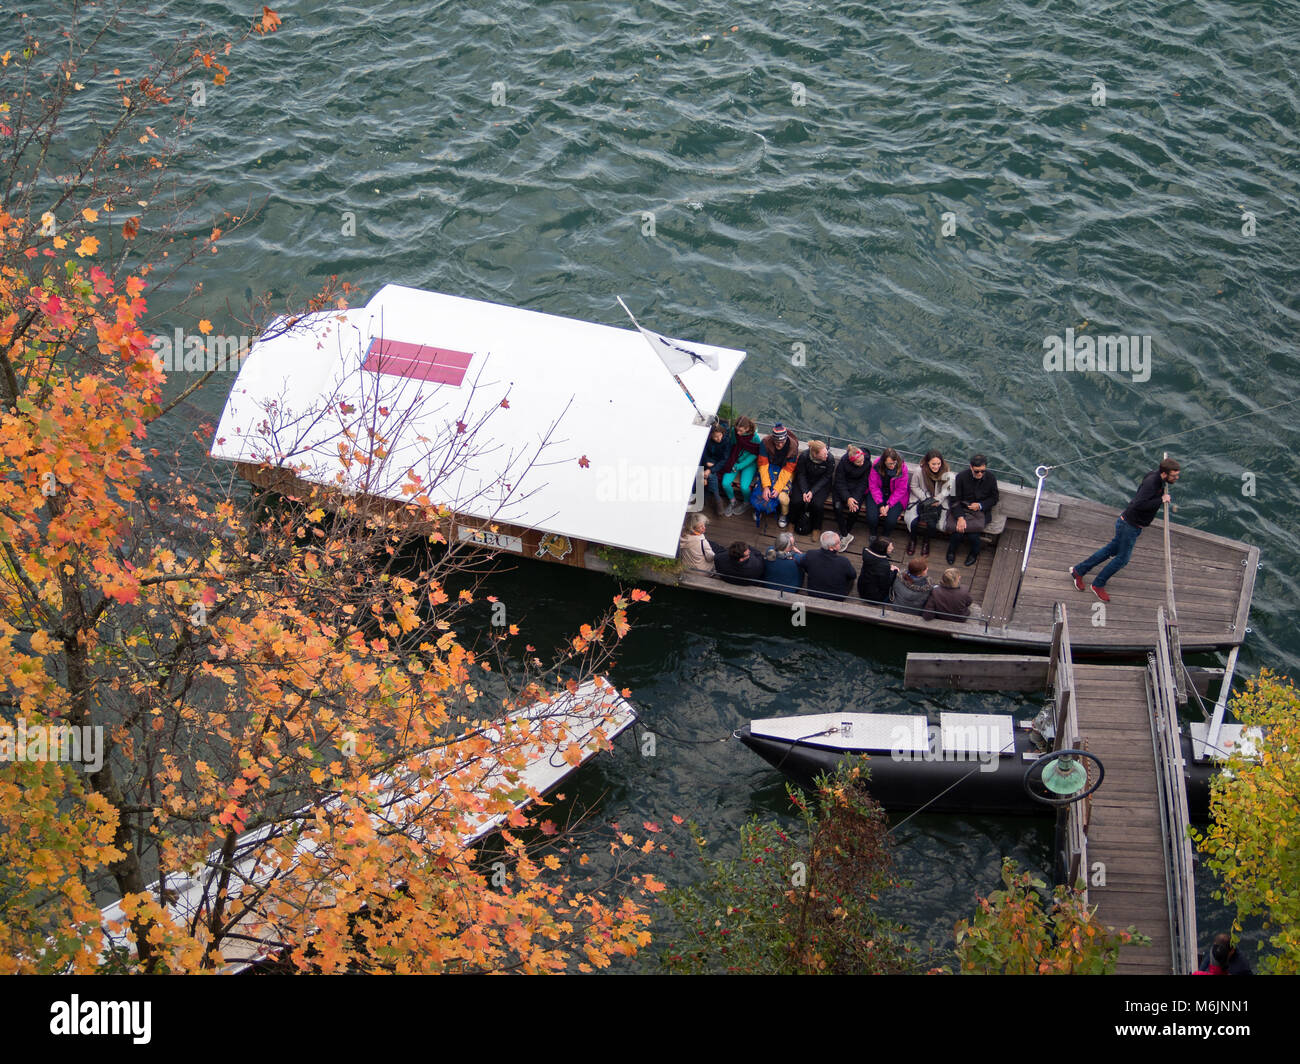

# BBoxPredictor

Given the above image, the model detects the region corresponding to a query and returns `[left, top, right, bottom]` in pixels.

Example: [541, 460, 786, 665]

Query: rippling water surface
[65, 0, 1300, 965]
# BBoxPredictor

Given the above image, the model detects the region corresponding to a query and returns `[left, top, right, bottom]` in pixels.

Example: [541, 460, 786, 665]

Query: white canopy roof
[211, 285, 746, 556]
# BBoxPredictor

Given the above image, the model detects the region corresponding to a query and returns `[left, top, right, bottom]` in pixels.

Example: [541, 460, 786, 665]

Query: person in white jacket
[678, 513, 716, 571]
[903, 450, 956, 557]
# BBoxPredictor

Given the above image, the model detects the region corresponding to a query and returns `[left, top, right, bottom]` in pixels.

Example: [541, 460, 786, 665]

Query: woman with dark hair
[718, 415, 760, 517]
[904, 449, 955, 556]
[866, 446, 909, 540]
[699, 419, 732, 518]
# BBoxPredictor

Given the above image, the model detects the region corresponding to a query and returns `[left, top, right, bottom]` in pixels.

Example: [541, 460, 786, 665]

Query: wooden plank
[983, 527, 1028, 626]
[903, 653, 1051, 690]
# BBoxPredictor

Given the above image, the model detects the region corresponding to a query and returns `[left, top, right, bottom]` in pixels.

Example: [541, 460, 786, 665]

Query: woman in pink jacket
[866, 447, 909, 540]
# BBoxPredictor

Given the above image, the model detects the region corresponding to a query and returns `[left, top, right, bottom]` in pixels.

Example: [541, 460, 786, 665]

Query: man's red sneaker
[1069, 567, 1085, 592]
[1091, 584, 1110, 603]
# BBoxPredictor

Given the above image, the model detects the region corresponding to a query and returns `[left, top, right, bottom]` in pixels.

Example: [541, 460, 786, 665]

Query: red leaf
[578, 455, 590, 468]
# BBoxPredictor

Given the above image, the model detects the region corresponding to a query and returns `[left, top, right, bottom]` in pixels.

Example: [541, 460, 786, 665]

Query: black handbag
[918, 497, 945, 526]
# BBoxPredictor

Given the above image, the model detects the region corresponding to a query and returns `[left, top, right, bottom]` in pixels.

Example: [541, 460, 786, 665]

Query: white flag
[636, 324, 719, 373]
[617, 297, 719, 373]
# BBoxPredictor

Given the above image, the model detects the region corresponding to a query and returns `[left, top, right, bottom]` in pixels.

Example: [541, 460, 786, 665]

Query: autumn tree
[660, 765, 923, 974]
[1194, 669, 1300, 974]
[0, 7, 660, 974]
[952, 859, 1146, 974]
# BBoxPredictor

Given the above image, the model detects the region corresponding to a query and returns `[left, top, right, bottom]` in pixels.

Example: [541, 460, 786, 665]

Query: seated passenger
[923, 567, 973, 622]
[796, 530, 857, 601]
[946, 453, 999, 566]
[699, 419, 731, 518]
[904, 449, 955, 557]
[763, 532, 804, 592]
[714, 539, 765, 586]
[866, 447, 909, 540]
[757, 422, 800, 529]
[790, 439, 834, 535]
[678, 513, 715, 572]
[857, 536, 899, 604]
[718, 416, 760, 517]
[891, 558, 935, 612]
[831, 445, 872, 549]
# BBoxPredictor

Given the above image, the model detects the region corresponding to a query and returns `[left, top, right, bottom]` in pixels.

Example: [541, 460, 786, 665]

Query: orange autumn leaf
[75, 235, 99, 257]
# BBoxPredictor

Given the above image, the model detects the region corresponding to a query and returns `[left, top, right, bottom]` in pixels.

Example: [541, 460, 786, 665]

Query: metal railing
[1047, 603, 1088, 896]
[1149, 605, 1199, 974]
[1021, 465, 1050, 575]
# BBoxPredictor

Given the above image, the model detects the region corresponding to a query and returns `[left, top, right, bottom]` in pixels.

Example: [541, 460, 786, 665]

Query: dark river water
[30, 0, 1300, 969]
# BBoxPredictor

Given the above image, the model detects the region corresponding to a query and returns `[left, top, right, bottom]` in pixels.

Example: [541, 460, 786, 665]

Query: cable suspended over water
[1041, 394, 1300, 472]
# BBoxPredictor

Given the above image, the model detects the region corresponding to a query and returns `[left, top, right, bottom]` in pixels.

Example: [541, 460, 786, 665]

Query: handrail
[1151, 606, 1199, 974]
[1048, 603, 1088, 895]
[1021, 465, 1050, 575]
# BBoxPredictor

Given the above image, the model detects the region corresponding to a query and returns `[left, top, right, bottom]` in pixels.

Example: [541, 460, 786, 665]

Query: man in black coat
[790, 440, 835, 533]
[1070, 458, 1180, 603]
[714, 540, 765, 586]
[857, 537, 899, 603]
[946, 453, 999, 566]
[796, 531, 857, 601]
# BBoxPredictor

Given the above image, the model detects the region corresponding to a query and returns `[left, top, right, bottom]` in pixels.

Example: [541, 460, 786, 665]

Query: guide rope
[886, 735, 1020, 834]
[1039, 393, 1300, 472]
[632, 720, 731, 746]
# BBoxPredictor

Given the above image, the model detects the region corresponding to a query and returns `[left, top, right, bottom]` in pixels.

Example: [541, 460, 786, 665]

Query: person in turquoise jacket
[718, 415, 760, 517]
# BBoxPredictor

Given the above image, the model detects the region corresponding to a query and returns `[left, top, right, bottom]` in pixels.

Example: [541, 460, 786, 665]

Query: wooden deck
[644, 481, 1257, 652]
[1073, 663, 1174, 974]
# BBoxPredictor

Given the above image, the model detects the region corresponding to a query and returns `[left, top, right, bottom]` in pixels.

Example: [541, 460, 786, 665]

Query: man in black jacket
[946, 454, 999, 566]
[1070, 458, 1180, 603]
[797, 531, 857, 601]
[790, 440, 835, 534]
[714, 540, 766, 586]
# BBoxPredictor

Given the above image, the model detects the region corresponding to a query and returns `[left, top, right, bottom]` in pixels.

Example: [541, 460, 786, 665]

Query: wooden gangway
[1062, 606, 1198, 974]
[905, 603, 1201, 974]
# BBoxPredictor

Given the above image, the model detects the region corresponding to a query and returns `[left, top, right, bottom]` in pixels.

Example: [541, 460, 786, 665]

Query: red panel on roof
[362, 338, 473, 385]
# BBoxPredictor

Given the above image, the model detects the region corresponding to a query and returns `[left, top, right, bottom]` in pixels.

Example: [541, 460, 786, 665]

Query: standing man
[1070, 458, 1180, 603]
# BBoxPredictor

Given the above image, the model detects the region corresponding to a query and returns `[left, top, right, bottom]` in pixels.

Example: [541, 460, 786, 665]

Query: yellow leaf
[81, 207, 99, 223]
[75, 235, 99, 257]
[198, 319, 213, 335]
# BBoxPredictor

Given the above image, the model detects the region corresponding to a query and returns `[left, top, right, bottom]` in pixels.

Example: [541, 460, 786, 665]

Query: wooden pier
[635, 471, 1257, 653]
[906, 605, 1202, 974]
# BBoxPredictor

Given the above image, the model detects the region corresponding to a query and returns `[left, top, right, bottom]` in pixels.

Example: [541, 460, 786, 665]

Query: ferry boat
[212, 286, 1258, 654]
